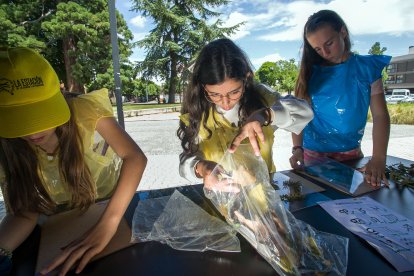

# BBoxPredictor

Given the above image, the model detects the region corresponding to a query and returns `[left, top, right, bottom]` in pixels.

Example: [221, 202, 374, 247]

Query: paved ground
[1, 112, 413, 220]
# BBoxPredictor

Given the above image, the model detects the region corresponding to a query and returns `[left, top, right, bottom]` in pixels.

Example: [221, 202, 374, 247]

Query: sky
[116, 0, 414, 70]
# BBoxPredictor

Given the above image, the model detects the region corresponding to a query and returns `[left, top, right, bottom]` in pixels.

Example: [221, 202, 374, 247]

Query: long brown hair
[177, 38, 266, 154]
[295, 10, 351, 101]
[0, 98, 96, 216]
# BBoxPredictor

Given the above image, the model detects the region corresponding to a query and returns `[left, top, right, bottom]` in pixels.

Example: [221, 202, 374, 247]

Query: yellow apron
[181, 107, 276, 173]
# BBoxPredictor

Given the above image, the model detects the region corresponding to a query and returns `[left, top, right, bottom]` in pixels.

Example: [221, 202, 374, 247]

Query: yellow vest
[180, 107, 276, 173]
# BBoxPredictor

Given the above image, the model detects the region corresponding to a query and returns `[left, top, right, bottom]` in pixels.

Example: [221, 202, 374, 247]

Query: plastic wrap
[131, 189, 240, 252]
[204, 144, 349, 275]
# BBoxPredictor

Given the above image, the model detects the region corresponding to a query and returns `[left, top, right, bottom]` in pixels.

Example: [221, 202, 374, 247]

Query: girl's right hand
[289, 148, 304, 169]
[196, 160, 240, 193]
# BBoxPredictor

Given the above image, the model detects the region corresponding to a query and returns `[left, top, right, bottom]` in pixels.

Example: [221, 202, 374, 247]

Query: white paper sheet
[319, 197, 414, 272]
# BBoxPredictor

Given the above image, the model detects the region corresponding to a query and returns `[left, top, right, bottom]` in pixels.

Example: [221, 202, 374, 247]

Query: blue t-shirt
[303, 54, 391, 152]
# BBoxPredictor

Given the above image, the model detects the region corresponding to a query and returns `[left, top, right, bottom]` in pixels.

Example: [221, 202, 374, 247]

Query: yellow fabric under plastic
[0, 89, 122, 208]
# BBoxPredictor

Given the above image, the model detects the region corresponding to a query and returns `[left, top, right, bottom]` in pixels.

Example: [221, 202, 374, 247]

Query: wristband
[292, 146, 304, 154]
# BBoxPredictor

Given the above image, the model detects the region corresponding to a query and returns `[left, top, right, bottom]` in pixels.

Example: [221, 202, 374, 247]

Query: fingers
[247, 132, 261, 156]
[230, 122, 264, 156]
[289, 156, 303, 169]
[75, 247, 100, 274]
[41, 240, 99, 275]
[204, 177, 240, 193]
[289, 150, 304, 170]
[229, 133, 245, 153]
[215, 179, 240, 193]
[382, 173, 390, 188]
[362, 167, 386, 187]
[59, 247, 87, 276]
[40, 249, 71, 275]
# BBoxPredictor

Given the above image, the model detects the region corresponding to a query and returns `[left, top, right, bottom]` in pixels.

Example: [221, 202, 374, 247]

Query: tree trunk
[168, 53, 178, 103]
[62, 36, 84, 93]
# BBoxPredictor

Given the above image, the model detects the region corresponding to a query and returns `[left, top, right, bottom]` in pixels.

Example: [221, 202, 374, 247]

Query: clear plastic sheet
[131, 190, 240, 252]
[205, 144, 349, 275]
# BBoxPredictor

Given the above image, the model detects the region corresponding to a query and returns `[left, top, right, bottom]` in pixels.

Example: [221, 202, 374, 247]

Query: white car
[386, 95, 406, 104]
[403, 96, 414, 103]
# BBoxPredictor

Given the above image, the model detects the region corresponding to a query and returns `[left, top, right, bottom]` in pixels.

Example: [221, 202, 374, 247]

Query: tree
[255, 62, 278, 87]
[255, 59, 298, 94]
[1, 1, 134, 94]
[368, 42, 388, 85]
[274, 59, 298, 94]
[130, 0, 241, 103]
[369, 42, 387, 55]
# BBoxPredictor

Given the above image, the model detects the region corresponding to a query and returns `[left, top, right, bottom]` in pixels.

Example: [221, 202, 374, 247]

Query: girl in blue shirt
[290, 10, 391, 187]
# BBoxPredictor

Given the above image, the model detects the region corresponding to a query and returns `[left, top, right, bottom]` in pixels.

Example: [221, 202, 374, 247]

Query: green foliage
[368, 42, 388, 86]
[256, 59, 298, 93]
[130, 0, 242, 103]
[255, 62, 278, 87]
[369, 42, 387, 55]
[1, 0, 134, 95]
[367, 103, 414, 125]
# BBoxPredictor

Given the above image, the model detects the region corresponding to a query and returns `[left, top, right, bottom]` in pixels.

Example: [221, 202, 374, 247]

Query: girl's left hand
[40, 219, 118, 275]
[359, 157, 389, 187]
[229, 108, 268, 156]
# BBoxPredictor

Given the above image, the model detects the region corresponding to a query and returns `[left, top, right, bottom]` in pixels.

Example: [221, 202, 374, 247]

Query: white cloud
[251, 53, 284, 69]
[132, 32, 147, 42]
[130, 16, 146, 28]
[221, 0, 414, 42]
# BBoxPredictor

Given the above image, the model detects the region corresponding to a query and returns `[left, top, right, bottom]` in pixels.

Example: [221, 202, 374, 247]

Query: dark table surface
[12, 155, 414, 276]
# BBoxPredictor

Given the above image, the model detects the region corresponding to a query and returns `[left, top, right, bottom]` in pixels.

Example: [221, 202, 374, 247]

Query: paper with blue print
[320, 197, 414, 272]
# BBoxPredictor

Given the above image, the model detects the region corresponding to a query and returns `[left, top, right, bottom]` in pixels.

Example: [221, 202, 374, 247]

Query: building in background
[385, 46, 414, 94]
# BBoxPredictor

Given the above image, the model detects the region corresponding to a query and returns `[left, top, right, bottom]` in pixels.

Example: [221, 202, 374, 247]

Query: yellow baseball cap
[0, 47, 70, 138]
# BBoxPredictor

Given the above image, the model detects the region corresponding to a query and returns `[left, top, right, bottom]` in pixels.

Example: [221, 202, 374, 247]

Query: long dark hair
[177, 38, 266, 154]
[295, 10, 351, 101]
[0, 98, 96, 216]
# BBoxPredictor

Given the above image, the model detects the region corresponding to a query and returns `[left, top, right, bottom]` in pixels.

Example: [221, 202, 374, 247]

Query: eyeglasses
[203, 82, 245, 103]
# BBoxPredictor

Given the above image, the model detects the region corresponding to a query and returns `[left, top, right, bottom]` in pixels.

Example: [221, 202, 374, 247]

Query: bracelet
[292, 146, 304, 154]
[0, 247, 12, 259]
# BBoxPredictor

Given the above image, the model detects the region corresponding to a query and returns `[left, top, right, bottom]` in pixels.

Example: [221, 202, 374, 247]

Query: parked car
[391, 89, 410, 97]
[386, 95, 407, 104]
[403, 96, 414, 103]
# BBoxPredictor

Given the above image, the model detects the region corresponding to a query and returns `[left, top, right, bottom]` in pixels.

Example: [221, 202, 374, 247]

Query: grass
[367, 103, 414, 125]
[113, 103, 181, 111]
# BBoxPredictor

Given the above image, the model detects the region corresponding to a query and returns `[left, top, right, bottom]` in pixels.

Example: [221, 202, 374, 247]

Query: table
[12, 155, 414, 275]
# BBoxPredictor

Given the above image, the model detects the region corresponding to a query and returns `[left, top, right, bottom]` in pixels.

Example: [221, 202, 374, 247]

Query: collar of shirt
[216, 103, 240, 126]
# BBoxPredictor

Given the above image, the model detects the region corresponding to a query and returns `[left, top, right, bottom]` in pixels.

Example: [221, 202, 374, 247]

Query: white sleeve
[270, 94, 314, 134]
[179, 151, 203, 183]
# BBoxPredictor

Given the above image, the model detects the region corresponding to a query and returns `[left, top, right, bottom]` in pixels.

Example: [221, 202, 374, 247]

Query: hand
[289, 148, 304, 170]
[358, 156, 389, 187]
[229, 108, 268, 156]
[197, 160, 239, 193]
[40, 219, 118, 275]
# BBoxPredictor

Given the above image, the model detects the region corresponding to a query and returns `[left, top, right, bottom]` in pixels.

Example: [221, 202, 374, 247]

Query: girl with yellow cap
[177, 38, 314, 191]
[0, 47, 147, 275]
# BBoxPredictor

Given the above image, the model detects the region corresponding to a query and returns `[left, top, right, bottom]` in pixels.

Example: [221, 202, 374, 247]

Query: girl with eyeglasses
[177, 38, 314, 190]
[290, 10, 391, 187]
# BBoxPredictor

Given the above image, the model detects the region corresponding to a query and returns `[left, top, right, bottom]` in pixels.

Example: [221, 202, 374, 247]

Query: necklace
[36, 146, 59, 162]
